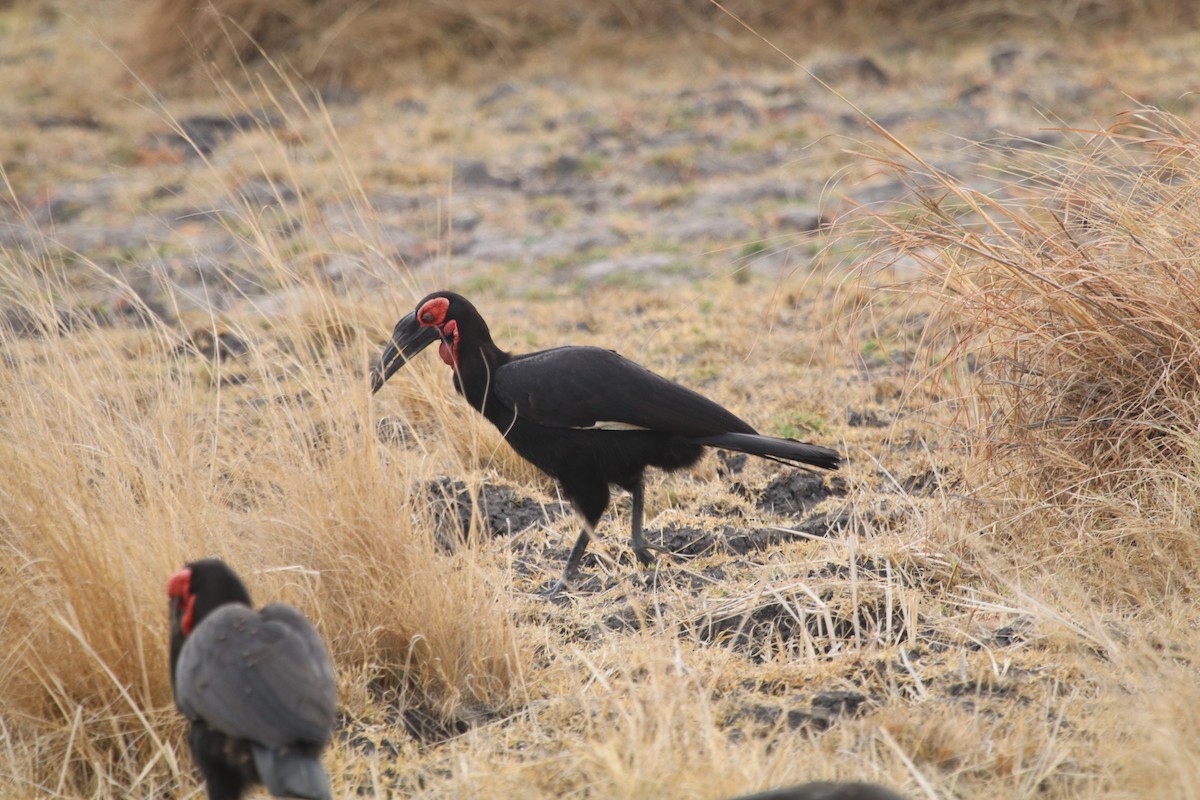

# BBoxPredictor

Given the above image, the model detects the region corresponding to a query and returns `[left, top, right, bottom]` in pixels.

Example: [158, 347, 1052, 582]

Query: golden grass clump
[873, 109, 1200, 597]
[0, 244, 525, 795]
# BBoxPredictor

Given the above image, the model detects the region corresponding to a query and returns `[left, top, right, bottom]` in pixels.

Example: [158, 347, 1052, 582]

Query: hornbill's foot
[541, 577, 573, 599]
[633, 542, 673, 568]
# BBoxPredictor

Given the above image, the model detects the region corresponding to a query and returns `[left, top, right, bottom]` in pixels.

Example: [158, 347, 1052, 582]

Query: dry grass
[0, 261, 526, 795]
[870, 109, 1200, 601]
[120, 0, 1200, 90]
[0, 79, 529, 793]
[843, 106, 1200, 796]
[7, 5, 1200, 799]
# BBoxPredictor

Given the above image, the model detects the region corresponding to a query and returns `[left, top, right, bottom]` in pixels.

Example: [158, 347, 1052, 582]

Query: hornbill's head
[168, 558, 252, 682]
[370, 291, 487, 393]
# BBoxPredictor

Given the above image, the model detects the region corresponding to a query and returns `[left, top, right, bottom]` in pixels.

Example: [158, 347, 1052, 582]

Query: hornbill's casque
[168, 559, 337, 800]
[370, 291, 841, 593]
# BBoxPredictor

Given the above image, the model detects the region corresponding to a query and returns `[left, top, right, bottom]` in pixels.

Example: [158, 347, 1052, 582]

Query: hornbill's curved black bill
[370, 311, 440, 393]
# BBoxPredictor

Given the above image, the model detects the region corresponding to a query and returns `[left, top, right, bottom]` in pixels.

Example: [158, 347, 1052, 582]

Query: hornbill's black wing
[494, 346, 756, 437]
[174, 604, 337, 748]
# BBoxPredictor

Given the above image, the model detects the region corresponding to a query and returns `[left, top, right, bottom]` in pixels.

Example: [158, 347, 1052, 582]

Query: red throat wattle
[438, 319, 459, 367]
[167, 568, 197, 635]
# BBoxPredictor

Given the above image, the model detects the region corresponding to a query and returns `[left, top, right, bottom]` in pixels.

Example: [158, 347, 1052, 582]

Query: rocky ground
[11, 28, 1198, 322]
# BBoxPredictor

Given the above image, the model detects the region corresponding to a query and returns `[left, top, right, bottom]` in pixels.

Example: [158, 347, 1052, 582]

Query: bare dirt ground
[5, 4, 1200, 798]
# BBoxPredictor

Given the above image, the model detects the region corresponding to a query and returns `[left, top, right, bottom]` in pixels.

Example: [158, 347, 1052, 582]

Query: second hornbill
[371, 291, 841, 593]
[168, 558, 338, 800]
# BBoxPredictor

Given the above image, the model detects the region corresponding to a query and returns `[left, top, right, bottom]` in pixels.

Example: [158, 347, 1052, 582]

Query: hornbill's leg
[629, 478, 670, 566]
[544, 524, 593, 597]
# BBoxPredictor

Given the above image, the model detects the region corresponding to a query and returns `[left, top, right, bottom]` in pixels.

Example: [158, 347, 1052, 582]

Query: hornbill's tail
[694, 432, 841, 471]
[252, 747, 332, 800]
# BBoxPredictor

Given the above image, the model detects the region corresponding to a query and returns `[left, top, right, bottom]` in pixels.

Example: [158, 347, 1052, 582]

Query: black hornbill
[370, 291, 841, 593]
[168, 559, 337, 800]
[724, 782, 908, 800]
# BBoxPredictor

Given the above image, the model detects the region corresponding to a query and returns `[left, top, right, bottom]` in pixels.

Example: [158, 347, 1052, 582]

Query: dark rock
[795, 500, 910, 539]
[235, 177, 298, 207]
[990, 44, 1024, 75]
[395, 97, 428, 114]
[311, 85, 361, 106]
[477, 81, 521, 108]
[811, 690, 868, 717]
[757, 472, 843, 517]
[693, 183, 797, 211]
[846, 178, 909, 210]
[699, 584, 906, 662]
[601, 601, 670, 633]
[716, 451, 748, 477]
[0, 305, 109, 338]
[148, 112, 275, 158]
[33, 114, 102, 130]
[426, 477, 568, 543]
[452, 159, 521, 190]
[770, 100, 810, 123]
[449, 209, 483, 233]
[708, 97, 761, 122]
[547, 154, 584, 181]
[946, 680, 1017, 698]
[773, 206, 827, 233]
[146, 182, 185, 202]
[794, 508, 845, 538]
[901, 469, 940, 496]
[725, 703, 782, 730]
[112, 290, 172, 327]
[666, 215, 754, 243]
[785, 708, 820, 731]
[994, 130, 1065, 150]
[641, 524, 812, 558]
[176, 328, 250, 361]
[811, 56, 889, 86]
[847, 408, 887, 428]
[994, 618, 1032, 647]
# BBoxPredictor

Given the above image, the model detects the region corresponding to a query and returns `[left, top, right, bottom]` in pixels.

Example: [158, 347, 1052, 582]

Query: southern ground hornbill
[371, 291, 841, 593]
[725, 782, 908, 800]
[168, 558, 337, 800]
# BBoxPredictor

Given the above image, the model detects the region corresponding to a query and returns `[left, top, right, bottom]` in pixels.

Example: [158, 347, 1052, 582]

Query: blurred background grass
[112, 0, 1200, 89]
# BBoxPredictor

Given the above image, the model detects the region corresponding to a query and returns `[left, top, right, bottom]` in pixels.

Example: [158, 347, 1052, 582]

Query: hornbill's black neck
[168, 559, 252, 687]
[451, 329, 511, 421]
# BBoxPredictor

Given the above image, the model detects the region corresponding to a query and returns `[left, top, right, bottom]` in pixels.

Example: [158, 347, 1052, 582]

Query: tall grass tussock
[0, 84, 526, 793]
[874, 109, 1200, 602]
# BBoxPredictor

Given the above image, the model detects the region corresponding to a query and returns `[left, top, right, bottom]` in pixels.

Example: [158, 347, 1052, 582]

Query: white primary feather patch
[576, 421, 652, 431]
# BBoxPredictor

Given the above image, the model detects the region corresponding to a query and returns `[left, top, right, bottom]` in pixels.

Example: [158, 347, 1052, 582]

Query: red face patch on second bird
[168, 567, 197, 635]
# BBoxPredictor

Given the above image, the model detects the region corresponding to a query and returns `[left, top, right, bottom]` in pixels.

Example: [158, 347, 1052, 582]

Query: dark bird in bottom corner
[725, 782, 909, 800]
[370, 291, 841, 594]
[168, 558, 338, 800]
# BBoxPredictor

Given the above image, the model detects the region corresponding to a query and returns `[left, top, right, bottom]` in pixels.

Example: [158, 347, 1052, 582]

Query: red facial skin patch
[168, 567, 196, 635]
[439, 319, 459, 367]
[418, 297, 450, 327]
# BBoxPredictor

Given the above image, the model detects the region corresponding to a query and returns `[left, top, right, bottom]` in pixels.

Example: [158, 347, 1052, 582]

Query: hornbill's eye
[420, 312, 435, 323]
